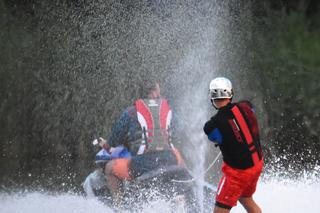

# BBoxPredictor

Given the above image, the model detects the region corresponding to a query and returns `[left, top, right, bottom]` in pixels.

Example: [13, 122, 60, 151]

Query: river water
[1, 176, 319, 213]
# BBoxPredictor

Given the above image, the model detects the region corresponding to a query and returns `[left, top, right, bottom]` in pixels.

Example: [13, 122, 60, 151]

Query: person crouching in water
[203, 77, 263, 213]
[98, 80, 184, 199]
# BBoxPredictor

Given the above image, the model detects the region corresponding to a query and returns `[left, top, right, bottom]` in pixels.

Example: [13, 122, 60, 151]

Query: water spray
[172, 151, 222, 194]
[204, 152, 221, 175]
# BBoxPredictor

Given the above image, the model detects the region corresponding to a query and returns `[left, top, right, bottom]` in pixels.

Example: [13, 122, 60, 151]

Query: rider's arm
[203, 118, 222, 146]
[107, 107, 132, 147]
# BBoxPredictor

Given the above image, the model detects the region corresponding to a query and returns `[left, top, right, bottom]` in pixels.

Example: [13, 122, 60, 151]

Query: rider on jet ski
[97, 80, 184, 196]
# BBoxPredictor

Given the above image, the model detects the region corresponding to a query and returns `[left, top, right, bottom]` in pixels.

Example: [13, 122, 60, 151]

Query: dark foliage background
[251, 0, 320, 175]
[0, 0, 319, 191]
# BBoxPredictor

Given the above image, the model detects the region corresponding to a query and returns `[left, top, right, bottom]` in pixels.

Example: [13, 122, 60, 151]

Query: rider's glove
[95, 137, 111, 153]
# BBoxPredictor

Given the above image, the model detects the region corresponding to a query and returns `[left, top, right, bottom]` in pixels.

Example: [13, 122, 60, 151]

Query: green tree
[256, 10, 320, 173]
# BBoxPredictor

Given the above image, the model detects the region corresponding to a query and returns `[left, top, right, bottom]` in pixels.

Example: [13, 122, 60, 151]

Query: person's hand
[97, 137, 111, 152]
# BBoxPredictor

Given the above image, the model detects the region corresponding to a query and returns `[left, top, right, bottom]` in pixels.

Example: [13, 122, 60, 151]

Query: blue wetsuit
[107, 106, 140, 149]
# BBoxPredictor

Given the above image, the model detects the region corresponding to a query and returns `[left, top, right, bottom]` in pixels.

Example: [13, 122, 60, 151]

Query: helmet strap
[210, 99, 218, 110]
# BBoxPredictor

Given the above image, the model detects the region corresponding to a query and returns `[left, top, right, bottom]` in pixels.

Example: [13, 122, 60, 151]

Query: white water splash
[233, 177, 320, 213]
[1, 177, 319, 213]
[0, 193, 110, 213]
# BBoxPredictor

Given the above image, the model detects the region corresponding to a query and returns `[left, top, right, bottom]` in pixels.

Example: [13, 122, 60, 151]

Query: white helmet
[209, 77, 233, 100]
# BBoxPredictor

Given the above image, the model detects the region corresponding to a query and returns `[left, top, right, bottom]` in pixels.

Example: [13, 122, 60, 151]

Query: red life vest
[135, 98, 172, 154]
[230, 102, 263, 166]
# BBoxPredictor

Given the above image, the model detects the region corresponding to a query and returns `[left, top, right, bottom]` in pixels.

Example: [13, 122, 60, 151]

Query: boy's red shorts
[215, 160, 263, 209]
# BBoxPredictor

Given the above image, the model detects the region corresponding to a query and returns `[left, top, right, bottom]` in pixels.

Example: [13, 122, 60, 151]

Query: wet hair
[140, 79, 159, 98]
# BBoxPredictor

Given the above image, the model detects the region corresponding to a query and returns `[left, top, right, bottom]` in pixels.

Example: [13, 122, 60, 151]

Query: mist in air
[1, 0, 319, 212]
